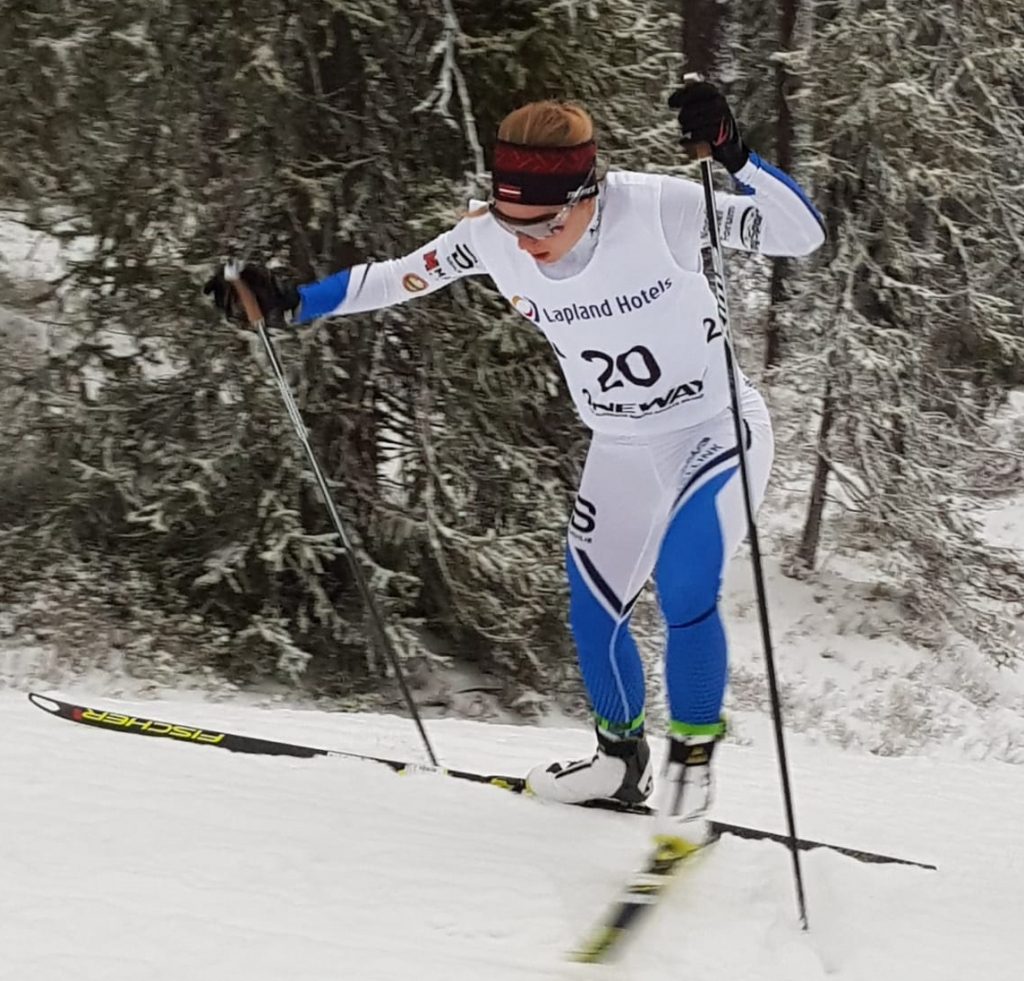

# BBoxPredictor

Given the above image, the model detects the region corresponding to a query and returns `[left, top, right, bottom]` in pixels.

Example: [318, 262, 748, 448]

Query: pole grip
[223, 264, 266, 325]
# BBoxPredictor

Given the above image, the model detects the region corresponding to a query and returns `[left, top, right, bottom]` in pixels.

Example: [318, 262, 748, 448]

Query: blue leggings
[565, 391, 773, 734]
[569, 470, 734, 730]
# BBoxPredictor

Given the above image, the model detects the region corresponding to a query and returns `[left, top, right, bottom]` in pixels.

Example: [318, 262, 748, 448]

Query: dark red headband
[492, 139, 598, 205]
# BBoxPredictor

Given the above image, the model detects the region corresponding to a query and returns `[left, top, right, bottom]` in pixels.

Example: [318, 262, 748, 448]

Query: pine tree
[0, 0, 687, 700]
[796, 0, 1024, 662]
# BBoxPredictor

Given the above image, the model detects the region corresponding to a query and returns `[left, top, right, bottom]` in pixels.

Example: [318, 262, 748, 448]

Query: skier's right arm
[294, 222, 484, 322]
[205, 219, 485, 324]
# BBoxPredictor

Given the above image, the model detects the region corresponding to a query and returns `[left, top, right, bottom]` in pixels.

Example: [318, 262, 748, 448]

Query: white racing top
[296, 155, 824, 436]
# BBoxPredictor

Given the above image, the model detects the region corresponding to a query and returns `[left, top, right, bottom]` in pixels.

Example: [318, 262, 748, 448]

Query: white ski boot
[653, 728, 722, 847]
[526, 728, 654, 805]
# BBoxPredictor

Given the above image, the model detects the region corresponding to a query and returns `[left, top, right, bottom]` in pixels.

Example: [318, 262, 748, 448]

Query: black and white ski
[27, 691, 646, 814]
[27, 692, 936, 871]
[570, 832, 716, 964]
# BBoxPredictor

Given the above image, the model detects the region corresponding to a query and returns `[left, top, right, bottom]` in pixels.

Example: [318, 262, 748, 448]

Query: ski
[25, 692, 638, 823]
[27, 692, 936, 871]
[26, 691, 647, 815]
[570, 832, 716, 964]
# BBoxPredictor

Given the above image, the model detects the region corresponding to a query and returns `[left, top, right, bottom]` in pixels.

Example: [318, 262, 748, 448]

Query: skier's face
[492, 196, 596, 265]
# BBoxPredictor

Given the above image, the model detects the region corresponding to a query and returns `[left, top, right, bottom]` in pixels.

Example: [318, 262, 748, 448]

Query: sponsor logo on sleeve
[721, 205, 737, 242]
[422, 249, 447, 282]
[739, 207, 763, 250]
[402, 272, 428, 293]
[446, 243, 479, 273]
[702, 208, 735, 241]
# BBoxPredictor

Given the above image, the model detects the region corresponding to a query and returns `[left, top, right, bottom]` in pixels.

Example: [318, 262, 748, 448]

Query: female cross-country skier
[206, 80, 825, 842]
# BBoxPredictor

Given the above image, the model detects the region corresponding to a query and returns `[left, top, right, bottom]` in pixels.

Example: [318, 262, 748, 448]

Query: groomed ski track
[2, 690, 1019, 981]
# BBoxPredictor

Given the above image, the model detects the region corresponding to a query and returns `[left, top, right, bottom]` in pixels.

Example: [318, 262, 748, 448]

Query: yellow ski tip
[651, 833, 702, 858]
[569, 925, 622, 963]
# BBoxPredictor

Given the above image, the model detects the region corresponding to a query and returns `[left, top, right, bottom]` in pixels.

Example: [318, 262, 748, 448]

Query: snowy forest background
[1, 0, 1023, 722]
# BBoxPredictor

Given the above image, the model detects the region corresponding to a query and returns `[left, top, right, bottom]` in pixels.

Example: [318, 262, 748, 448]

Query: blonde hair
[497, 101, 595, 147]
[464, 102, 598, 218]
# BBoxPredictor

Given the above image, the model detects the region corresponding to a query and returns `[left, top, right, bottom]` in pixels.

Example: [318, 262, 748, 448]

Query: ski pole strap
[223, 262, 266, 325]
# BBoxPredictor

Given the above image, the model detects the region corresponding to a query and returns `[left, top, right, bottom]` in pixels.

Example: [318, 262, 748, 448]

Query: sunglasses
[489, 169, 596, 240]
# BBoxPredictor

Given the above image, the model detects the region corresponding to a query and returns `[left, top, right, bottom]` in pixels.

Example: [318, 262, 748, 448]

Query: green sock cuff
[595, 709, 646, 738]
[669, 718, 726, 738]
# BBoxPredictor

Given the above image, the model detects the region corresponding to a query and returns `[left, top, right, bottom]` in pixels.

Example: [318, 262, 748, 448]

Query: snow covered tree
[687, 0, 819, 370]
[0, 0, 685, 700]
[794, 0, 1024, 662]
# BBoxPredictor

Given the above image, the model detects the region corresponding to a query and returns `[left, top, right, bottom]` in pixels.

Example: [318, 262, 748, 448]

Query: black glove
[667, 80, 749, 174]
[203, 264, 301, 326]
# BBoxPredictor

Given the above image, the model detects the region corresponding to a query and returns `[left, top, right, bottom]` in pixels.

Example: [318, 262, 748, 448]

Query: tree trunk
[795, 374, 834, 570]
[680, 0, 725, 76]
[764, 0, 798, 369]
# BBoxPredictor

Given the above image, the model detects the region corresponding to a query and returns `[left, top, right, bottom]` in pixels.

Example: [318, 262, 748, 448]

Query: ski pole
[224, 264, 439, 767]
[685, 84, 809, 929]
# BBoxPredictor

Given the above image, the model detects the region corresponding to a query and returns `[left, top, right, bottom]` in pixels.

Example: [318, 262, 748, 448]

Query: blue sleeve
[294, 269, 352, 323]
[710, 154, 825, 256]
[745, 152, 825, 233]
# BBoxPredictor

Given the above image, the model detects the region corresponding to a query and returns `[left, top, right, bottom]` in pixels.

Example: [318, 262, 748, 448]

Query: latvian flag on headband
[492, 139, 597, 206]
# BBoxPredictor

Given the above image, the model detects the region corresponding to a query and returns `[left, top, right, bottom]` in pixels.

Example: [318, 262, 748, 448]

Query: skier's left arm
[707, 156, 825, 256]
[667, 79, 825, 258]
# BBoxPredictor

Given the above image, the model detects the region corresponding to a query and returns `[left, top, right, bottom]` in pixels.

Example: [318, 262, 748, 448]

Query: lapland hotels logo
[511, 295, 539, 321]
[510, 277, 672, 326]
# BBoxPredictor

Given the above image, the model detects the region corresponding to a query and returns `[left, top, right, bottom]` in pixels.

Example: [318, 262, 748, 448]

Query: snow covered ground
[4, 208, 1024, 981]
[3, 689, 1021, 981]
